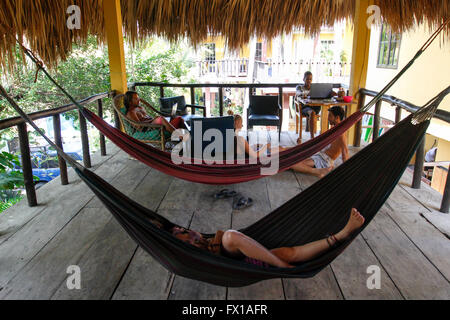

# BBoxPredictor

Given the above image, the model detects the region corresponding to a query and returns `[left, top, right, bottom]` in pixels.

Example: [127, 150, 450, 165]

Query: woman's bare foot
[335, 208, 365, 242]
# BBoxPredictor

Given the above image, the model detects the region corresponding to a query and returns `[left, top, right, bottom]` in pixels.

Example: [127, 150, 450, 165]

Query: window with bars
[203, 43, 216, 61]
[320, 40, 334, 60]
[377, 24, 402, 69]
[255, 42, 263, 61]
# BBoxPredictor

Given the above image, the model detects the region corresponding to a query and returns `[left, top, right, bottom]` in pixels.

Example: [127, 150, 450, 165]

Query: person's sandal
[233, 196, 254, 210]
[214, 189, 238, 199]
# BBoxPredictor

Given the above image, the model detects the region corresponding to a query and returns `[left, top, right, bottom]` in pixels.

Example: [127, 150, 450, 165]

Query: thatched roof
[1, 0, 449, 69]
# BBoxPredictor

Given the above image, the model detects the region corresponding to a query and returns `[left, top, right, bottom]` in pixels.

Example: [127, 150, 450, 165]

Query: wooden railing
[0, 92, 113, 207]
[355, 88, 450, 213]
[197, 59, 249, 78]
[129, 81, 346, 118]
[255, 59, 351, 84]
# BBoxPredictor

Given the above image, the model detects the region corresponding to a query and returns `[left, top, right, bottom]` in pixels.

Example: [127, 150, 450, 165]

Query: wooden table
[295, 98, 356, 139]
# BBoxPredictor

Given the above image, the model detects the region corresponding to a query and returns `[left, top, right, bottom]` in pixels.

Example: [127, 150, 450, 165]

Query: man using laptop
[295, 72, 336, 139]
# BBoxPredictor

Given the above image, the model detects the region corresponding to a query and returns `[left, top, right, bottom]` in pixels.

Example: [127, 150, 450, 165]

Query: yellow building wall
[366, 24, 450, 145]
[342, 22, 354, 63]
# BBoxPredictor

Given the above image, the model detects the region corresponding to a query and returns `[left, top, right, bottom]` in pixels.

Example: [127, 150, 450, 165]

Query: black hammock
[3, 84, 448, 287]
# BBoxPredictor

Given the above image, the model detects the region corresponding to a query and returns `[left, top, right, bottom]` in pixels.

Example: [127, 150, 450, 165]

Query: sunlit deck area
[0, 132, 449, 300]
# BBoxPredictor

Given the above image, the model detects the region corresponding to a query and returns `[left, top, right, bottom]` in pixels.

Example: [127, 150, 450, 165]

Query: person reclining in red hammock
[168, 208, 364, 268]
[124, 91, 185, 133]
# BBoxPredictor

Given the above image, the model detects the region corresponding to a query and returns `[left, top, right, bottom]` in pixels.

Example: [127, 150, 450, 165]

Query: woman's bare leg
[271, 209, 365, 263]
[152, 117, 176, 132]
[222, 209, 364, 267]
[221, 230, 294, 268]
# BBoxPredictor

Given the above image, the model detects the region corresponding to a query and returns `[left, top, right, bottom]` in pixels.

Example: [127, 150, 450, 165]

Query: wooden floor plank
[383, 207, 450, 282]
[50, 217, 137, 300]
[0, 150, 130, 289]
[112, 247, 174, 300]
[0, 156, 150, 299]
[330, 235, 403, 300]
[168, 183, 232, 300]
[111, 170, 177, 300]
[265, 170, 344, 300]
[0, 143, 120, 245]
[0, 208, 112, 299]
[361, 208, 450, 299]
[227, 177, 285, 300]
[283, 267, 343, 300]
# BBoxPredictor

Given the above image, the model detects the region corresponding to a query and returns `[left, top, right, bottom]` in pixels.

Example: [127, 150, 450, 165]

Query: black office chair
[189, 116, 235, 162]
[247, 95, 282, 138]
[159, 96, 206, 128]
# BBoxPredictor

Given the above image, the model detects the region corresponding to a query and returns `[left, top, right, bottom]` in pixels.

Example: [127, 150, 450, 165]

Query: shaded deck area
[0, 132, 449, 300]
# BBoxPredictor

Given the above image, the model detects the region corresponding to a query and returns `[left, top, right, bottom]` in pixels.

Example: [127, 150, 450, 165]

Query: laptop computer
[309, 83, 334, 99]
[171, 103, 178, 116]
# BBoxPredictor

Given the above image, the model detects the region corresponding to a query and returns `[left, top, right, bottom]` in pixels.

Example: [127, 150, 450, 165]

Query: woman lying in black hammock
[169, 208, 364, 268]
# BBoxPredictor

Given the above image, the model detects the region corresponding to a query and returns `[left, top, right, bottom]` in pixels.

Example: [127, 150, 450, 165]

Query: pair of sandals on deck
[213, 189, 254, 210]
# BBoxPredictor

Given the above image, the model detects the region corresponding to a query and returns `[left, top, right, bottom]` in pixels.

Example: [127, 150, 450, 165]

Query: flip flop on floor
[233, 196, 254, 210]
[214, 189, 238, 199]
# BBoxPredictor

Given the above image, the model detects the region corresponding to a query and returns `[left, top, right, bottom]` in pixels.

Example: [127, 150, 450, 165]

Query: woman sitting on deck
[124, 91, 185, 135]
[169, 208, 365, 268]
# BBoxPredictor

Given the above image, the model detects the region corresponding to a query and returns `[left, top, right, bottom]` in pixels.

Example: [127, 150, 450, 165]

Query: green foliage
[126, 38, 195, 112]
[0, 37, 111, 120]
[0, 194, 23, 214]
[0, 151, 24, 191]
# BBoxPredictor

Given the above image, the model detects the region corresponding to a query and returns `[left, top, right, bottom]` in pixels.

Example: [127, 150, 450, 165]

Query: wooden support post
[190, 87, 196, 105]
[440, 171, 450, 213]
[219, 87, 224, 116]
[160, 86, 164, 98]
[373, 100, 382, 141]
[103, 0, 127, 95]
[78, 110, 91, 168]
[113, 110, 121, 130]
[412, 136, 425, 189]
[17, 123, 37, 207]
[53, 115, 68, 185]
[97, 99, 107, 156]
[279, 86, 283, 137]
[395, 106, 402, 124]
[348, 0, 372, 145]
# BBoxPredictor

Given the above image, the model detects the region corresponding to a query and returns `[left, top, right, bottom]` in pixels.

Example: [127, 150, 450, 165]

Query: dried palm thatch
[0, 0, 449, 70]
[0, 0, 104, 71]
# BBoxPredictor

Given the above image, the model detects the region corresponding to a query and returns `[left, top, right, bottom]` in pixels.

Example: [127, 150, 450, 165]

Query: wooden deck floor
[0, 133, 449, 300]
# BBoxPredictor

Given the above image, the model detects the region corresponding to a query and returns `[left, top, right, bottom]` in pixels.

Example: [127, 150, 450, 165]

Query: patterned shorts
[311, 151, 334, 169]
